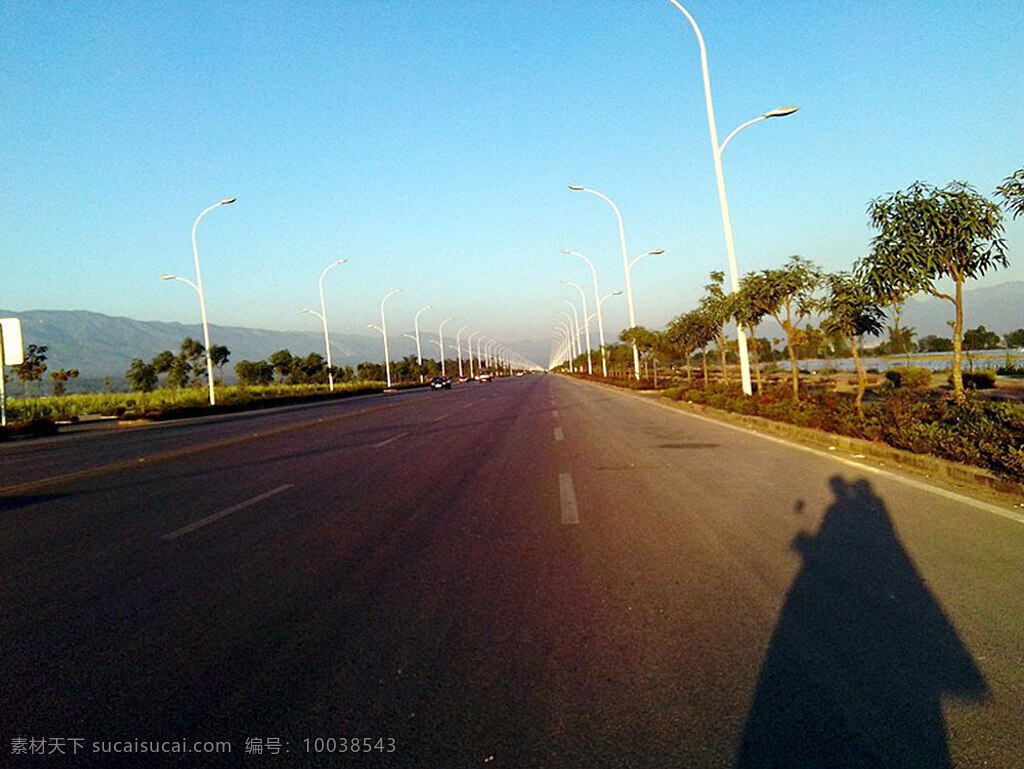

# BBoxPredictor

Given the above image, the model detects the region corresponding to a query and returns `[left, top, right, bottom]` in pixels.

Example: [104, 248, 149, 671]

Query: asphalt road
[2, 375, 1022, 767]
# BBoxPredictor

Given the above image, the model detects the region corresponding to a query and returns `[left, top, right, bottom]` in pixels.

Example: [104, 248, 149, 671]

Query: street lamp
[313, 258, 347, 391]
[557, 311, 578, 372]
[376, 288, 401, 388]
[561, 279, 593, 375]
[166, 197, 235, 406]
[568, 185, 643, 380]
[561, 298, 584, 372]
[454, 325, 468, 378]
[466, 330, 481, 378]
[436, 317, 452, 377]
[667, 0, 798, 394]
[413, 304, 431, 382]
[560, 249, 609, 377]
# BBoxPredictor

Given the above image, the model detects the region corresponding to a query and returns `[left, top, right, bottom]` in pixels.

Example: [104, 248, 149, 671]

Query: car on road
[429, 376, 452, 390]
[477, 372, 492, 382]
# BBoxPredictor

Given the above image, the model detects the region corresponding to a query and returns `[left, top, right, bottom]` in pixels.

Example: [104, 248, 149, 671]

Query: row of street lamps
[554, 1, 798, 393]
[164, 200, 520, 403]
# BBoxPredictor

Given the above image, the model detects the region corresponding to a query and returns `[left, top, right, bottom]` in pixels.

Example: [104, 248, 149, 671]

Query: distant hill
[0, 310, 385, 382]
[0, 309, 547, 391]
[887, 281, 1023, 340]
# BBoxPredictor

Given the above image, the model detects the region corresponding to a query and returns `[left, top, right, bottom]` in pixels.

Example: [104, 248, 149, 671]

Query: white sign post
[0, 318, 25, 427]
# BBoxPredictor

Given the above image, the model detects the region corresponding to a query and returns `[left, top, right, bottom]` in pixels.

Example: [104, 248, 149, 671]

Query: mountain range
[1, 281, 1020, 386]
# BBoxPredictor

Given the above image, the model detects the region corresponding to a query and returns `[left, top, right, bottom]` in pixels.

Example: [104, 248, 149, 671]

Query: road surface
[2, 376, 1022, 767]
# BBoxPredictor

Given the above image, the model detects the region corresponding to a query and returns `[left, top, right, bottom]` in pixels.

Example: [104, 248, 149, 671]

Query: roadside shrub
[885, 367, 932, 389]
[996, 363, 1024, 377]
[955, 370, 997, 389]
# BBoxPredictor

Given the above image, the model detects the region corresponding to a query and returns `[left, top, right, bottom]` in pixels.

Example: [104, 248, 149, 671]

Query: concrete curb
[570, 376, 1024, 501]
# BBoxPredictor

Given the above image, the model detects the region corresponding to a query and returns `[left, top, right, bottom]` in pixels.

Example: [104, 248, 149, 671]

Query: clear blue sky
[3, 0, 1022, 362]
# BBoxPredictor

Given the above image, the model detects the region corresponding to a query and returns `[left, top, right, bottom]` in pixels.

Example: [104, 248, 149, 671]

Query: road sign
[1, 317, 24, 365]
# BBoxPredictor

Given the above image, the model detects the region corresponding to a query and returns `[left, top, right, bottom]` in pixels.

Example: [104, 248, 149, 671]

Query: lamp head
[300, 308, 311, 314]
[611, 290, 623, 296]
[649, 249, 666, 255]
[765, 106, 798, 118]
[567, 185, 584, 191]
[160, 274, 176, 280]
[220, 197, 237, 205]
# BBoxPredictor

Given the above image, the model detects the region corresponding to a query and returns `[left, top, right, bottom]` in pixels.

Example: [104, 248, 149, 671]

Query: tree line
[591, 171, 1024, 410]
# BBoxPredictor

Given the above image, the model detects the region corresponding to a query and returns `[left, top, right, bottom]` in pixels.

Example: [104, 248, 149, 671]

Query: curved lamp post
[376, 288, 402, 388]
[168, 197, 235, 406]
[454, 325, 469, 378]
[561, 279, 593, 375]
[667, 0, 798, 395]
[568, 185, 643, 380]
[435, 317, 452, 377]
[560, 249, 609, 377]
[314, 258, 347, 391]
[466, 331, 481, 378]
[413, 304, 431, 382]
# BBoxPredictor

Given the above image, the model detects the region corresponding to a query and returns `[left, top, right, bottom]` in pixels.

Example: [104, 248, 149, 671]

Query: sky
[2, 0, 1022, 366]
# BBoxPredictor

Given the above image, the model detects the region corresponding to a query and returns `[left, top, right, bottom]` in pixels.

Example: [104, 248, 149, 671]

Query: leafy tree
[881, 325, 917, 357]
[15, 344, 48, 396]
[209, 344, 230, 383]
[818, 272, 885, 412]
[918, 335, 954, 353]
[269, 350, 295, 383]
[49, 369, 79, 396]
[740, 256, 822, 399]
[733, 277, 773, 391]
[667, 310, 717, 382]
[164, 356, 191, 390]
[962, 326, 1001, 351]
[356, 361, 385, 381]
[179, 338, 206, 387]
[235, 359, 274, 387]
[1004, 329, 1024, 348]
[995, 168, 1024, 219]
[699, 272, 734, 383]
[860, 180, 1008, 402]
[126, 359, 158, 392]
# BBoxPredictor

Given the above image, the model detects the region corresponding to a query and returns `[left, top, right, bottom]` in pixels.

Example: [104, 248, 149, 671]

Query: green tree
[15, 344, 48, 396]
[739, 257, 822, 399]
[49, 368, 79, 396]
[733, 277, 772, 392]
[1004, 329, 1024, 348]
[357, 361, 385, 381]
[126, 359, 158, 392]
[818, 272, 885, 412]
[861, 180, 1008, 402]
[179, 338, 206, 387]
[209, 344, 230, 383]
[667, 309, 717, 382]
[962, 326, 1001, 351]
[699, 271, 736, 383]
[269, 350, 295, 383]
[235, 359, 274, 387]
[995, 168, 1024, 219]
[918, 335, 954, 353]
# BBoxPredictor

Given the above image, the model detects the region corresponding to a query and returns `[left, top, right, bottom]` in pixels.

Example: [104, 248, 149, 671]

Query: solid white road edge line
[559, 472, 579, 525]
[161, 484, 294, 541]
[637, 395, 1023, 523]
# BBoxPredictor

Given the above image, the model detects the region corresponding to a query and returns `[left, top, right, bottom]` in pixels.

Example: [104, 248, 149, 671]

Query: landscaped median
[0, 381, 407, 440]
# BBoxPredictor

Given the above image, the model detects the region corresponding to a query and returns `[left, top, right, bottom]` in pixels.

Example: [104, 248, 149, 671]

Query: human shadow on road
[735, 476, 988, 768]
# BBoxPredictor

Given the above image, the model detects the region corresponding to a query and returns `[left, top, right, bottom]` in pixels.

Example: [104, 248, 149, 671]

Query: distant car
[429, 376, 452, 389]
[477, 372, 492, 382]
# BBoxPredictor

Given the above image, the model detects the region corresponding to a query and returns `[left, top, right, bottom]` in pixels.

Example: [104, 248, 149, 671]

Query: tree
[126, 359, 159, 392]
[1004, 329, 1024, 349]
[740, 257, 822, 399]
[962, 326, 1001, 351]
[179, 337, 206, 387]
[49, 369, 79, 396]
[209, 344, 230, 383]
[235, 359, 274, 387]
[917, 335, 955, 353]
[818, 272, 885, 413]
[995, 168, 1024, 220]
[269, 350, 295, 383]
[733, 277, 772, 392]
[861, 180, 1008, 402]
[357, 361, 385, 381]
[668, 310, 717, 382]
[14, 344, 48, 396]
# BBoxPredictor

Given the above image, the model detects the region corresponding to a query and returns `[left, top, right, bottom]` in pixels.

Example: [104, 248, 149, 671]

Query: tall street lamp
[560, 249, 609, 377]
[314, 258, 347, 391]
[561, 279, 593, 375]
[434, 317, 453, 376]
[170, 197, 235, 406]
[667, 0, 798, 395]
[376, 288, 401, 388]
[568, 185, 643, 380]
[454, 325, 468, 378]
[413, 304, 431, 382]
[466, 330, 481, 378]
[561, 298, 584, 372]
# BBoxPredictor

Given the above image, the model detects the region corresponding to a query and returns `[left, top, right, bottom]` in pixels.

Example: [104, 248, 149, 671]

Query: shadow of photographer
[736, 476, 988, 768]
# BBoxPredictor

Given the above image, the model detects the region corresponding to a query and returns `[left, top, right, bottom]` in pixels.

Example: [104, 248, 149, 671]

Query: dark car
[430, 376, 452, 389]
